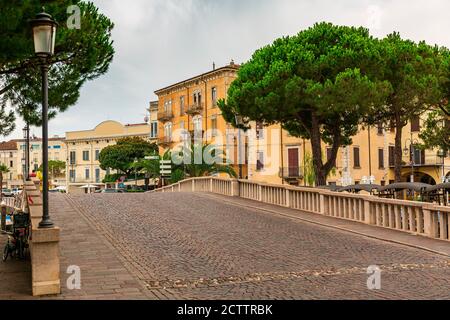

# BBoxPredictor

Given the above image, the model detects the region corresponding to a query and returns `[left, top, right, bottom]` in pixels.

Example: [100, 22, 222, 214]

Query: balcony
[279, 167, 303, 179]
[188, 130, 205, 140]
[158, 136, 173, 147]
[157, 110, 174, 122]
[186, 103, 204, 116]
[389, 154, 445, 168]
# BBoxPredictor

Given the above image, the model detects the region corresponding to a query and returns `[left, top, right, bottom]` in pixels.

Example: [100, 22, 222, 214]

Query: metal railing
[186, 103, 204, 116]
[157, 110, 174, 122]
[279, 167, 303, 179]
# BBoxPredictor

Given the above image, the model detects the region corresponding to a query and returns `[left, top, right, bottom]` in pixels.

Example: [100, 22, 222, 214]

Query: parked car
[100, 189, 125, 194]
[1, 188, 13, 197]
[11, 188, 22, 196]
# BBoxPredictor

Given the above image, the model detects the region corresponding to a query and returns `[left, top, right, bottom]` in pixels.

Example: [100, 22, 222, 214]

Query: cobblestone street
[58, 192, 450, 300]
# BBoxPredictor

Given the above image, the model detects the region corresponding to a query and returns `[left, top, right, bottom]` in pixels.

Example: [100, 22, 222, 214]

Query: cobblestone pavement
[63, 192, 450, 300]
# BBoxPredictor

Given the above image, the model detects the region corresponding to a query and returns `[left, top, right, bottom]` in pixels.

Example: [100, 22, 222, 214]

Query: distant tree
[172, 143, 237, 179]
[99, 137, 158, 175]
[38, 160, 66, 177]
[0, 163, 9, 202]
[419, 106, 450, 155]
[219, 22, 390, 185]
[369, 33, 447, 182]
[0, 0, 115, 126]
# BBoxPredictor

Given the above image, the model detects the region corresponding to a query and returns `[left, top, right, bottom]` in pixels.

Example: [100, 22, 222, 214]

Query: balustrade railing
[151, 178, 450, 241]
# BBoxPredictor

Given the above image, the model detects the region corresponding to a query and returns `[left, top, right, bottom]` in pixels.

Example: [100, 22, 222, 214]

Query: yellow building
[64, 120, 151, 194]
[248, 115, 449, 187]
[0, 141, 19, 187]
[154, 61, 247, 177]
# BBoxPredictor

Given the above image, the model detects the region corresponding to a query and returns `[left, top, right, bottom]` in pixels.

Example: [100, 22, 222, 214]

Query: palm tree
[0, 163, 9, 203]
[172, 143, 237, 180]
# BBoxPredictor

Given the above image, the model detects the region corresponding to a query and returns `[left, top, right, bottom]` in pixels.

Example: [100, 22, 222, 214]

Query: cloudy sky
[5, 0, 450, 139]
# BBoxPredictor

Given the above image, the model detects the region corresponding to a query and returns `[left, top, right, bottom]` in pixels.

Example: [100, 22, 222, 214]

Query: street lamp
[403, 136, 419, 183]
[22, 125, 30, 181]
[437, 149, 446, 183]
[31, 11, 57, 229]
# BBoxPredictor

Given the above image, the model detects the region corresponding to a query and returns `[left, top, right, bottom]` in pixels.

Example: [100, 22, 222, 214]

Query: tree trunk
[310, 113, 326, 186]
[394, 118, 403, 182]
[0, 173, 3, 204]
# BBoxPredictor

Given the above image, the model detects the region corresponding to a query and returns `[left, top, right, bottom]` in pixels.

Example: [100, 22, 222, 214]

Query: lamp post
[31, 11, 57, 229]
[437, 149, 446, 183]
[403, 133, 419, 183]
[22, 124, 30, 181]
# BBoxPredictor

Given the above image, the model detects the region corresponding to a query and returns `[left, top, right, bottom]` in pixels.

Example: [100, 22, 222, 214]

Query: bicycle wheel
[2, 245, 9, 262]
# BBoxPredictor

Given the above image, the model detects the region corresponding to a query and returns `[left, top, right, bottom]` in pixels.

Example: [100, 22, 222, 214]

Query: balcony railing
[158, 136, 173, 147]
[188, 130, 205, 140]
[157, 110, 174, 122]
[186, 103, 204, 116]
[389, 154, 445, 168]
[279, 167, 304, 179]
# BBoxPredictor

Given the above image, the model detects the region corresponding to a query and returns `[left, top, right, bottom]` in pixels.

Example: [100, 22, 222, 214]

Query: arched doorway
[403, 172, 437, 185]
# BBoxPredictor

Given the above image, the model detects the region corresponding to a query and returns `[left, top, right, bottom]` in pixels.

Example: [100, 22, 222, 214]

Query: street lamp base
[38, 219, 54, 229]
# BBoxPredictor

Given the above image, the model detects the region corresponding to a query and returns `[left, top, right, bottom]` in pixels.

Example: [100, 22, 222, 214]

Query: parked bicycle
[2, 209, 30, 262]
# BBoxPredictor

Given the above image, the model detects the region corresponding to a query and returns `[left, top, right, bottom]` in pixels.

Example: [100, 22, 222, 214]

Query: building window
[9, 152, 13, 158]
[377, 123, 383, 135]
[85, 169, 90, 180]
[180, 96, 185, 115]
[9, 161, 13, 168]
[211, 117, 217, 137]
[353, 147, 360, 168]
[164, 100, 172, 113]
[70, 170, 76, 182]
[70, 151, 76, 165]
[95, 168, 100, 183]
[150, 121, 158, 138]
[83, 151, 90, 161]
[256, 122, 264, 140]
[95, 150, 100, 161]
[164, 122, 173, 139]
[256, 151, 264, 171]
[388, 146, 395, 167]
[211, 87, 217, 107]
[193, 91, 202, 106]
[378, 148, 384, 169]
[411, 116, 420, 132]
[193, 116, 202, 133]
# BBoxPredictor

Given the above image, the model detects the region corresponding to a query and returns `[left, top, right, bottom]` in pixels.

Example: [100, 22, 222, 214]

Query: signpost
[160, 160, 172, 177]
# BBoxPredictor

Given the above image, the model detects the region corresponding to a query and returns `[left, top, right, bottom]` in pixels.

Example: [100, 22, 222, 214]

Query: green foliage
[172, 143, 237, 179]
[102, 173, 123, 184]
[0, 103, 15, 136]
[38, 160, 65, 176]
[303, 152, 315, 187]
[219, 22, 390, 185]
[99, 137, 158, 175]
[0, 0, 115, 126]
[169, 168, 185, 184]
[419, 107, 450, 154]
[369, 33, 448, 181]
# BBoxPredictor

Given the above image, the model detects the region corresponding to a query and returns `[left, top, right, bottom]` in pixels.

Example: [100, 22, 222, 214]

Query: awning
[379, 182, 431, 193]
[425, 182, 450, 193]
[339, 184, 382, 193]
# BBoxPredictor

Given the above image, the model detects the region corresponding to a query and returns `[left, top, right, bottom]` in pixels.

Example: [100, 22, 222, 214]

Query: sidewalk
[199, 193, 450, 257]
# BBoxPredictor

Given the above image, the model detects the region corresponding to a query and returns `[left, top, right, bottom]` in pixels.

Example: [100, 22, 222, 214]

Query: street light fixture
[403, 136, 419, 183]
[31, 11, 57, 229]
[22, 125, 30, 181]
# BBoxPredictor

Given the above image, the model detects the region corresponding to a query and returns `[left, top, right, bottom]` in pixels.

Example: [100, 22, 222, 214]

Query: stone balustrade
[152, 177, 450, 242]
[24, 179, 61, 296]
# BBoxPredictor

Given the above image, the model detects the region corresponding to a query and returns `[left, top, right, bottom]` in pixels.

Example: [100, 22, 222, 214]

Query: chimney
[213, 62, 216, 70]
[230, 59, 235, 66]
